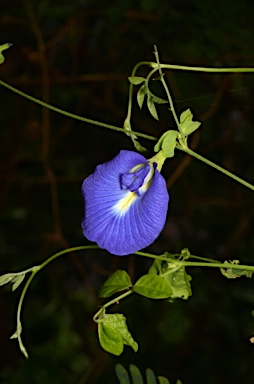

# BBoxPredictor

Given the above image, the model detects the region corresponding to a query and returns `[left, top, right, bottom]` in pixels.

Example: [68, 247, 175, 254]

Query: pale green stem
[0, 79, 156, 142]
[93, 289, 133, 322]
[152, 63, 254, 73]
[153, 46, 184, 138]
[135, 251, 254, 273]
[177, 145, 254, 191]
[126, 61, 152, 122]
[14, 245, 100, 358]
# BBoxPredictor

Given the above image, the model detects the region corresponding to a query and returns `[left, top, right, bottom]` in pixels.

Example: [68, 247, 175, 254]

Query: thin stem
[0, 79, 157, 142]
[13, 245, 100, 358]
[152, 63, 254, 73]
[38, 245, 100, 270]
[93, 289, 133, 322]
[180, 261, 254, 272]
[126, 61, 152, 122]
[135, 251, 254, 272]
[153, 46, 183, 137]
[16, 270, 37, 358]
[178, 145, 254, 191]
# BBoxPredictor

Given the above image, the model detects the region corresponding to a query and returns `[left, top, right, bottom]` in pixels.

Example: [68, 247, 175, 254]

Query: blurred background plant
[1, 0, 254, 383]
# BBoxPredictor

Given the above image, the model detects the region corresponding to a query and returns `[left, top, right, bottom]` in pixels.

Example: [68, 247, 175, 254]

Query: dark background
[1, 1, 254, 383]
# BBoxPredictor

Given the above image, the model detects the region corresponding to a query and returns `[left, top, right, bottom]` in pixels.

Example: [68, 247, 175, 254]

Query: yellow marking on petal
[114, 191, 137, 215]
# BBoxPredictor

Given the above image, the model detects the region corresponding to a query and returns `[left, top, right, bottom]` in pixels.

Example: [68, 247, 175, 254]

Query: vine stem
[153, 46, 184, 137]
[0, 79, 156, 142]
[93, 290, 133, 322]
[135, 251, 254, 273]
[152, 63, 254, 73]
[177, 145, 254, 191]
[14, 245, 100, 358]
[126, 61, 152, 122]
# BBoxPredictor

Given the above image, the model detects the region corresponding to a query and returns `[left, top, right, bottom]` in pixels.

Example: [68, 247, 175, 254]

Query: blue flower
[81, 150, 169, 256]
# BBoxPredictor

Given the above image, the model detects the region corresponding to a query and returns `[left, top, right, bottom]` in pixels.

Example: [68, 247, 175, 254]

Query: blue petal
[81, 150, 169, 256]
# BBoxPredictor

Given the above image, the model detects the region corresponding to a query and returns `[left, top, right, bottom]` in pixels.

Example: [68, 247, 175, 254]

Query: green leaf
[180, 108, 193, 123]
[0, 273, 17, 287]
[154, 130, 179, 158]
[147, 95, 159, 120]
[148, 258, 163, 275]
[130, 365, 144, 384]
[137, 85, 147, 109]
[98, 321, 124, 356]
[146, 368, 157, 384]
[103, 314, 138, 352]
[150, 94, 168, 104]
[12, 274, 25, 292]
[164, 266, 192, 300]
[115, 364, 131, 384]
[128, 76, 146, 85]
[99, 270, 132, 298]
[0, 43, 12, 64]
[158, 377, 170, 384]
[133, 274, 172, 299]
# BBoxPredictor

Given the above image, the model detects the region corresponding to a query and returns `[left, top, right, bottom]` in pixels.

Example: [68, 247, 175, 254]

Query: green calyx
[149, 150, 167, 172]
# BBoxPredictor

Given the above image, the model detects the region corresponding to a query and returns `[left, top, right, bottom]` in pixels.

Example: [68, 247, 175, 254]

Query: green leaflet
[12, 274, 26, 292]
[147, 95, 159, 120]
[98, 270, 132, 298]
[146, 368, 157, 384]
[130, 364, 144, 384]
[128, 76, 146, 85]
[115, 364, 178, 384]
[0, 43, 12, 64]
[0, 272, 26, 291]
[115, 364, 131, 384]
[133, 274, 172, 299]
[137, 84, 147, 109]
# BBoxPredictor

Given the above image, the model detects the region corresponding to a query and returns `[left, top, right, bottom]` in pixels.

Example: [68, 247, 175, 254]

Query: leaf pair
[115, 363, 182, 384]
[0, 272, 26, 292]
[128, 76, 167, 121]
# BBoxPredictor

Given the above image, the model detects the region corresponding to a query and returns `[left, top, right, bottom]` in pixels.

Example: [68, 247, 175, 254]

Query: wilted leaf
[98, 322, 124, 356]
[102, 314, 138, 352]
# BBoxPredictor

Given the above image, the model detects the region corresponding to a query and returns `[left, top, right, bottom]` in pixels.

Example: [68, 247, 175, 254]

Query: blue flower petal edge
[81, 150, 169, 256]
